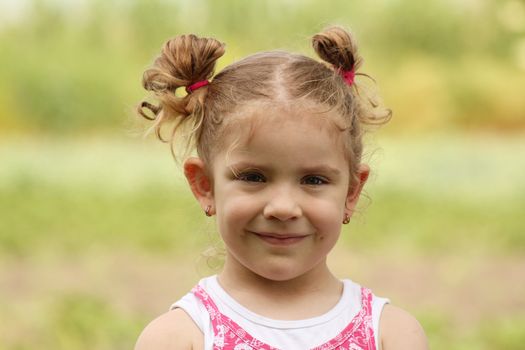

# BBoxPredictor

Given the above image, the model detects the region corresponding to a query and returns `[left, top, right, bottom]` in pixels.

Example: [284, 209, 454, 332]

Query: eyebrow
[301, 165, 342, 176]
[227, 162, 342, 176]
[227, 161, 269, 173]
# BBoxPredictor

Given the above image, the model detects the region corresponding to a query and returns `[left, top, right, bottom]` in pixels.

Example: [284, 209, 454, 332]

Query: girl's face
[186, 107, 368, 283]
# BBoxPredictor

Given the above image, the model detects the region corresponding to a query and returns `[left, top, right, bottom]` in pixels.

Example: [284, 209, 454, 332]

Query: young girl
[135, 26, 427, 350]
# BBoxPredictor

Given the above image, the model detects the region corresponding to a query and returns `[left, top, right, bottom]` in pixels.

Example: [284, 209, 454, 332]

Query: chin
[253, 266, 306, 282]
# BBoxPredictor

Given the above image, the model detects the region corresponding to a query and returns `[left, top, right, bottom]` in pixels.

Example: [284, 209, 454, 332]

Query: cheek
[307, 196, 346, 231]
[216, 190, 258, 225]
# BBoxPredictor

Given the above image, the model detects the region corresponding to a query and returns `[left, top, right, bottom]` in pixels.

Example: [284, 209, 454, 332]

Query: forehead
[227, 100, 346, 134]
[217, 102, 349, 163]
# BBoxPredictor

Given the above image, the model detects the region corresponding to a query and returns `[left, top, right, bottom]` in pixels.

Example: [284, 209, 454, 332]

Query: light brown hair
[138, 26, 391, 187]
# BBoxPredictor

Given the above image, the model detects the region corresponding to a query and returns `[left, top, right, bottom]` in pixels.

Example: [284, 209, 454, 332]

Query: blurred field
[1, 134, 524, 256]
[1, 135, 524, 349]
[1, 0, 525, 349]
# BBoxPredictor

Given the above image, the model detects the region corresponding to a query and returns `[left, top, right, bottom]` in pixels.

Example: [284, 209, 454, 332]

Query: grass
[2, 133, 523, 256]
[1, 291, 146, 350]
[0, 134, 524, 349]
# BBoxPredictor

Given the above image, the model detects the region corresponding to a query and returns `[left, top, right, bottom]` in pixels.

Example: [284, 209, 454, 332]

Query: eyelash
[235, 172, 266, 183]
[301, 175, 329, 185]
[235, 172, 329, 185]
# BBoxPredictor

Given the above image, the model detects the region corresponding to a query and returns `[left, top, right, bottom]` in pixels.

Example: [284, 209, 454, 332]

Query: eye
[236, 172, 266, 183]
[302, 175, 329, 185]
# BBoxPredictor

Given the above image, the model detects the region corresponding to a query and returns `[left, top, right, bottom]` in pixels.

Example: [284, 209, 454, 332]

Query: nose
[262, 186, 302, 221]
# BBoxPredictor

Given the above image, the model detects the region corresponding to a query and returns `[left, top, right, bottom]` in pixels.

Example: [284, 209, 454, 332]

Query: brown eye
[237, 172, 266, 183]
[302, 175, 328, 185]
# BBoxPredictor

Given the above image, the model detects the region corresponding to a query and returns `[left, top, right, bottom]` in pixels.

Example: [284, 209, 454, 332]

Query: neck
[218, 256, 340, 298]
[217, 255, 343, 319]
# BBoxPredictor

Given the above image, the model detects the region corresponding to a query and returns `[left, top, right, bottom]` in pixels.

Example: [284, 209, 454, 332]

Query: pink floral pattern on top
[192, 285, 376, 350]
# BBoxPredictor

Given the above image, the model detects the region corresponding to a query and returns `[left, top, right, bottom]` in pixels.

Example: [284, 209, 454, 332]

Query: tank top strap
[192, 285, 279, 350]
[361, 287, 377, 349]
[311, 287, 376, 350]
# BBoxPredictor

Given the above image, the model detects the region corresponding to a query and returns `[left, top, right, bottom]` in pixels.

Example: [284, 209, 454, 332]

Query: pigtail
[312, 26, 391, 127]
[312, 26, 362, 74]
[138, 34, 225, 157]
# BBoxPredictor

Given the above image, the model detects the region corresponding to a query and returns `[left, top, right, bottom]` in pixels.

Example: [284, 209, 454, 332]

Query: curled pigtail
[138, 34, 225, 156]
[312, 26, 391, 127]
[312, 26, 362, 76]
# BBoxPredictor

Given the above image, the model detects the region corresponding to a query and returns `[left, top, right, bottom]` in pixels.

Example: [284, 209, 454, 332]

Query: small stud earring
[204, 205, 212, 217]
[342, 213, 350, 225]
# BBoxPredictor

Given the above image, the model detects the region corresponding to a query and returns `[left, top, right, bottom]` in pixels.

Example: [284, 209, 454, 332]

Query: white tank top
[171, 276, 389, 350]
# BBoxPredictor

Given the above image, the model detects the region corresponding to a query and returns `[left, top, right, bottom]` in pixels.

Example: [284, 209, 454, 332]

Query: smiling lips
[252, 232, 309, 246]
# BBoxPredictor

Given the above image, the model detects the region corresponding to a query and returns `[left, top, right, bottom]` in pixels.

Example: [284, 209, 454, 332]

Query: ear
[183, 157, 215, 215]
[345, 164, 370, 214]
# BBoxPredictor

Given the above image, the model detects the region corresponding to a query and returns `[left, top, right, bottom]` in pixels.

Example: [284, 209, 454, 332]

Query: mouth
[251, 232, 309, 246]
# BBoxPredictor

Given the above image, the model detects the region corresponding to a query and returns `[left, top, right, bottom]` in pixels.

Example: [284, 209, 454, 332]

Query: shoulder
[379, 304, 428, 350]
[134, 308, 203, 350]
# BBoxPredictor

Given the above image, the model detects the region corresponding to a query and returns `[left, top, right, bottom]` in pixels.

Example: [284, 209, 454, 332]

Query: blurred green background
[1, 0, 524, 349]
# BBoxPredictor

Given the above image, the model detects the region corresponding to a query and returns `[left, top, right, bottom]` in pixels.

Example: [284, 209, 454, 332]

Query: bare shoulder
[380, 304, 428, 350]
[134, 308, 203, 350]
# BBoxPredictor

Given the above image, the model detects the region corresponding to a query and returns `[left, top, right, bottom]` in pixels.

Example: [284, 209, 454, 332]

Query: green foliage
[345, 188, 525, 253]
[0, 138, 208, 256]
[1, 293, 144, 350]
[477, 317, 525, 350]
[0, 181, 203, 255]
[0, 0, 524, 134]
[49, 293, 143, 350]
[417, 312, 525, 350]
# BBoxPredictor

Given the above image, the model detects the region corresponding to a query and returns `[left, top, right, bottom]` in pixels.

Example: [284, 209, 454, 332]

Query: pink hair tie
[186, 80, 209, 93]
[341, 69, 355, 86]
